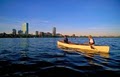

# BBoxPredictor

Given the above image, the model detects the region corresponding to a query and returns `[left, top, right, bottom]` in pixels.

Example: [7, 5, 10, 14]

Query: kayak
[57, 41, 110, 53]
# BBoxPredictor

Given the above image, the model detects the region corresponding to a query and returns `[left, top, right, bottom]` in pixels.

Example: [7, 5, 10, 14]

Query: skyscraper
[40, 32, 44, 37]
[12, 29, 16, 35]
[18, 30, 23, 35]
[52, 27, 56, 36]
[35, 31, 39, 36]
[22, 23, 29, 34]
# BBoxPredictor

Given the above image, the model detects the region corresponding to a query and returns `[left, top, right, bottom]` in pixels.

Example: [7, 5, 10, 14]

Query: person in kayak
[64, 35, 69, 43]
[88, 35, 95, 49]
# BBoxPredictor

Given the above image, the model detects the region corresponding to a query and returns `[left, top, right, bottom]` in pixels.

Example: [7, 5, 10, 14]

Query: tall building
[40, 32, 44, 37]
[18, 30, 23, 35]
[35, 31, 39, 36]
[46, 32, 52, 37]
[22, 23, 29, 34]
[12, 29, 16, 35]
[52, 27, 56, 36]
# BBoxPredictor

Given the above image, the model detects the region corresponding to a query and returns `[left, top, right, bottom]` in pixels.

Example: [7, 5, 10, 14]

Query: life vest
[89, 38, 95, 44]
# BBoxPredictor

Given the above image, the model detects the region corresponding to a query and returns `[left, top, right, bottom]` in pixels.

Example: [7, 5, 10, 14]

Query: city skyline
[0, 0, 120, 36]
[1, 22, 58, 36]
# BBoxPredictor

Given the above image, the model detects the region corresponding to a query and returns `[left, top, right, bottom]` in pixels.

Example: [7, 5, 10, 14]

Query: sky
[0, 0, 120, 36]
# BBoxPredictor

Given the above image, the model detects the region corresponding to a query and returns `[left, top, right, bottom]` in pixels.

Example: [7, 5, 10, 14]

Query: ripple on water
[0, 38, 120, 77]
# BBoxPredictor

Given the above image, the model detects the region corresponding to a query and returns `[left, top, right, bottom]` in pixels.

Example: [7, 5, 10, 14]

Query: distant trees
[0, 33, 61, 38]
[0, 33, 120, 38]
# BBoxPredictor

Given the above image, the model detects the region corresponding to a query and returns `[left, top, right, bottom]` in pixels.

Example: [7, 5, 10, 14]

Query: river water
[0, 38, 120, 77]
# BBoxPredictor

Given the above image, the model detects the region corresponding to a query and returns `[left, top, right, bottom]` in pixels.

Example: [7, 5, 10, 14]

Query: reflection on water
[19, 38, 30, 64]
[20, 38, 29, 49]
[58, 45, 109, 65]
[58, 45, 109, 58]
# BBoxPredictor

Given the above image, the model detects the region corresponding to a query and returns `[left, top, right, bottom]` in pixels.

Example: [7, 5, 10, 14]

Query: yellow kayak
[57, 41, 110, 53]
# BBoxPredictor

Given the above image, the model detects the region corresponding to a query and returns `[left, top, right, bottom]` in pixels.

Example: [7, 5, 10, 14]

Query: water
[0, 38, 120, 77]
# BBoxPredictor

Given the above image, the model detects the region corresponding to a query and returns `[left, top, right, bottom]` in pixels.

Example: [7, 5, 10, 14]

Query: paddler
[88, 35, 95, 49]
[64, 35, 69, 43]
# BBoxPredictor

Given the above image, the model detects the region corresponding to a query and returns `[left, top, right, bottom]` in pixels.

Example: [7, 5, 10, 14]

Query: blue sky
[0, 0, 120, 36]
